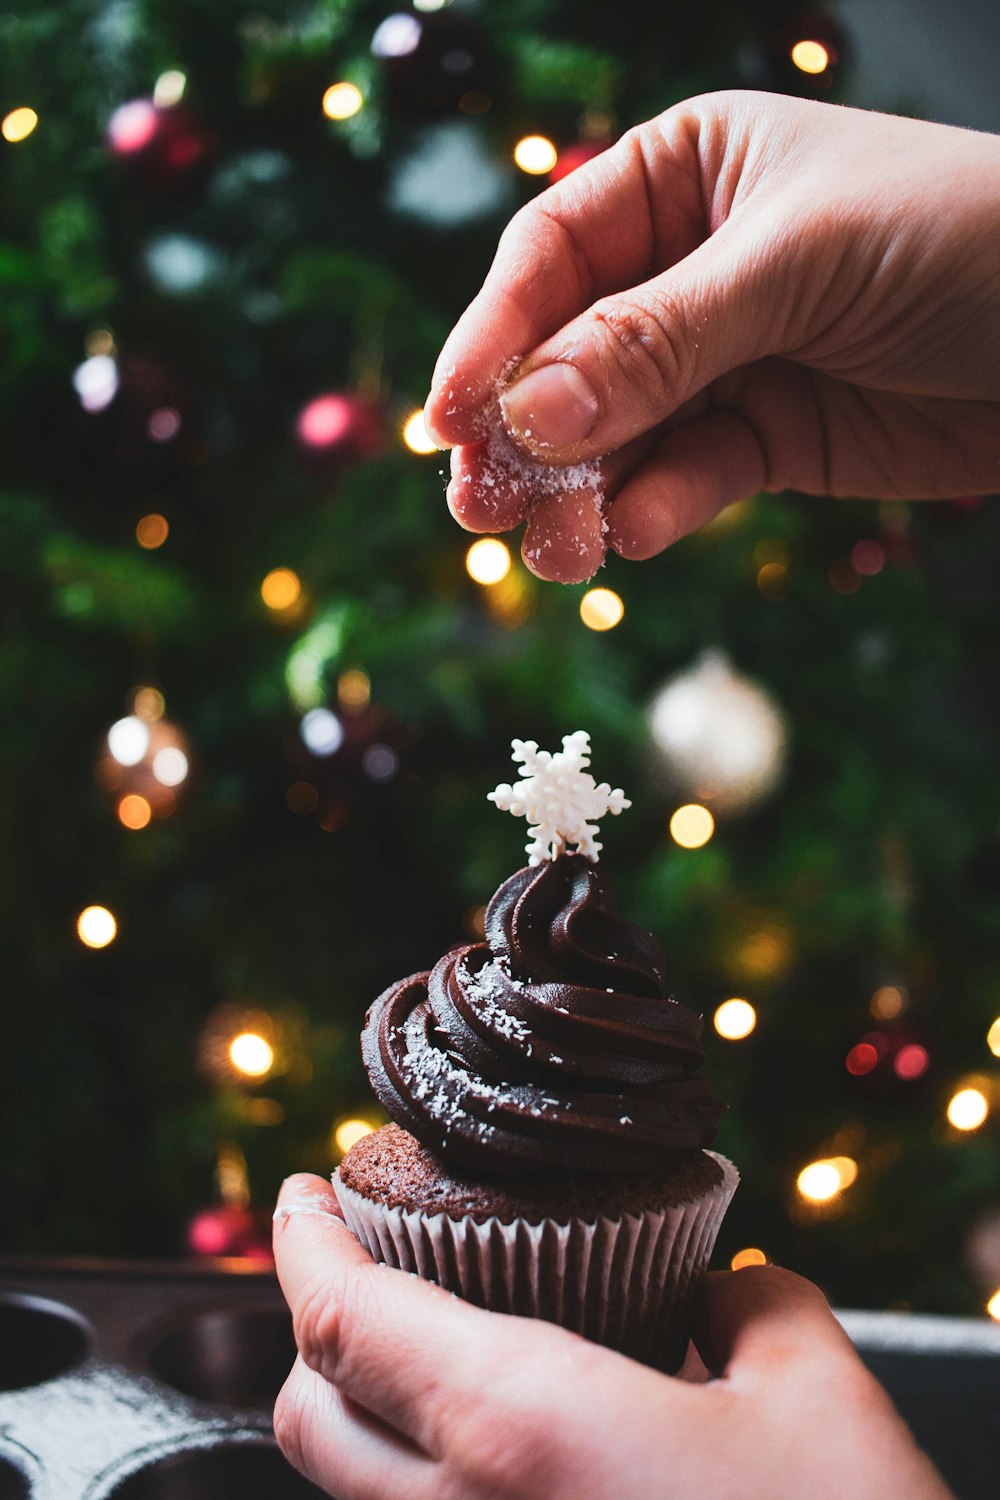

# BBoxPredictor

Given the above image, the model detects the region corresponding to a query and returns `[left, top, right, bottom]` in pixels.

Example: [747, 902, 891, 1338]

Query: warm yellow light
[323, 81, 364, 120]
[669, 804, 715, 849]
[402, 408, 437, 454]
[947, 1087, 989, 1131]
[988, 1289, 1000, 1322]
[514, 134, 558, 174]
[334, 1117, 376, 1155]
[77, 905, 117, 949]
[338, 668, 371, 712]
[118, 794, 152, 830]
[579, 587, 624, 631]
[134, 686, 165, 722]
[987, 1018, 1000, 1058]
[229, 1032, 274, 1078]
[714, 998, 757, 1040]
[2, 107, 38, 143]
[261, 567, 302, 611]
[731, 1247, 767, 1271]
[797, 1156, 857, 1202]
[136, 513, 169, 549]
[466, 537, 512, 585]
[791, 39, 830, 74]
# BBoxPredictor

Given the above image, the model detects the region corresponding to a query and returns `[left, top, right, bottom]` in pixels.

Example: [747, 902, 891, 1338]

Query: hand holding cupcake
[336, 732, 738, 1369]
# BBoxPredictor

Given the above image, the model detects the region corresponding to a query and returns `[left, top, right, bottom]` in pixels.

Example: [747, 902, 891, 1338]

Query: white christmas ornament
[489, 731, 630, 865]
[647, 651, 788, 817]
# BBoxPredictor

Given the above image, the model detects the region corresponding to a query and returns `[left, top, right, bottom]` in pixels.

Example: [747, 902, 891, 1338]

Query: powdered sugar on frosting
[466, 960, 531, 1042]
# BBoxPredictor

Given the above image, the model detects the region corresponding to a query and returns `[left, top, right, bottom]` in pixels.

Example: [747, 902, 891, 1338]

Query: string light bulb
[153, 70, 187, 107]
[946, 1087, 989, 1132]
[261, 568, 302, 611]
[669, 804, 714, 849]
[579, 588, 624, 631]
[402, 408, 437, 454]
[108, 716, 150, 767]
[870, 985, 907, 1020]
[466, 538, 511, 585]
[333, 1118, 376, 1155]
[338, 669, 371, 713]
[514, 135, 558, 175]
[136, 513, 169, 549]
[988, 1289, 1000, 1322]
[77, 905, 117, 949]
[117, 794, 152, 830]
[796, 1157, 858, 1203]
[987, 1018, 1000, 1058]
[731, 1248, 767, 1271]
[323, 81, 363, 120]
[2, 107, 38, 142]
[714, 998, 757, 1040]
[229, 1032, 274, 1079]
[152, 746, 189, 786]
[790, 39, 830, 74]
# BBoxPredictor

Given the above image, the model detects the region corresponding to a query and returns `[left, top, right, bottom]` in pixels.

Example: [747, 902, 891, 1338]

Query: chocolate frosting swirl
[362, 854, 724, 1176]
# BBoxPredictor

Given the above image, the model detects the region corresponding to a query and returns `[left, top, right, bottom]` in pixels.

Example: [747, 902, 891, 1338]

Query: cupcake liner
[333, 1152, 738, 1370]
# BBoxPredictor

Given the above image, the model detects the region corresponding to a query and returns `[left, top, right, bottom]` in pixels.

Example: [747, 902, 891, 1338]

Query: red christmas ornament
[106, 99, 214, 190]
[186, 1205, 273, 1263]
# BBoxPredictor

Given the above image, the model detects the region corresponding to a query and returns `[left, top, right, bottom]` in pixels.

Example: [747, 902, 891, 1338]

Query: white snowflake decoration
[488, 731, 631, 865]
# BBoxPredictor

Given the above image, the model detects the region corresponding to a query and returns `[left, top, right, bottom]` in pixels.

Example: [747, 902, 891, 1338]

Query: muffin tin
[0, 1259, 326, 1499]
[1, 1258, 998, 1499]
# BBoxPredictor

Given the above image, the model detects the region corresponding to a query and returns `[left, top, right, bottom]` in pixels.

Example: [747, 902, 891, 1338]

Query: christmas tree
[2, 0, 998, 1317]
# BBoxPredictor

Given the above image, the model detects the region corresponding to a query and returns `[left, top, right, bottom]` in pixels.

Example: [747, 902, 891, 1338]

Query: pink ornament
[186, 1205, 273, 1262]
[295, 392, 384, 460]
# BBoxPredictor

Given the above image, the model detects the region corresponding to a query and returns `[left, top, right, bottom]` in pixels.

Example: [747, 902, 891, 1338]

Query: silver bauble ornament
[647, 650, 788, 816]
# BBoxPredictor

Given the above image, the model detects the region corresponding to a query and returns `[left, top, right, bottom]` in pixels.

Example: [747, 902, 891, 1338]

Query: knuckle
[590, 292, 689, 400]
[293, 1272, 347, 1381]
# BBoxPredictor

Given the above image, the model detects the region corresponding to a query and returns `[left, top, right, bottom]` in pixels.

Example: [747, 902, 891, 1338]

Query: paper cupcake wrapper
[334, 1152, 738, 1370]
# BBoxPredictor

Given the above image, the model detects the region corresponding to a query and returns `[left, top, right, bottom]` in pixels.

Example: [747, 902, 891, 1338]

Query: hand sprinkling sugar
[426, 94, 1000, 585]
[488, 730, 630, 864]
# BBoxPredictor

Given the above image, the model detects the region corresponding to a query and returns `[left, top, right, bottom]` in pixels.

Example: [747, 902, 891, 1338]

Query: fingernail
[277, 1174, 326, 1207]
[500, 364, 599, 449]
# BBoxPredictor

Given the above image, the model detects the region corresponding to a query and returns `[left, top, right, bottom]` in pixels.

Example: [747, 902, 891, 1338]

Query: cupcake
[335, 732, 737, 1370]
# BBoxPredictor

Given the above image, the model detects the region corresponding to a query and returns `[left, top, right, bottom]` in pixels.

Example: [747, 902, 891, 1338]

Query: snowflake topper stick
[488, 731, 631, 865]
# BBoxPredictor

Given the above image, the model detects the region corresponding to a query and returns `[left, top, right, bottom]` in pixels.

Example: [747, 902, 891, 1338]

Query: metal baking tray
[0, 1260, 997, 1499]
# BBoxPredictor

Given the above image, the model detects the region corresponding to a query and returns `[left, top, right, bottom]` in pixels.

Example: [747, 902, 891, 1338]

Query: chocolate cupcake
[335, 733, 738, 1369]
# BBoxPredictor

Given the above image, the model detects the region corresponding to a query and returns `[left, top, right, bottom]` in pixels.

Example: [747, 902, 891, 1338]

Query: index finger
[424, 112, 706, 446]
[272, 1173, 541, 1456]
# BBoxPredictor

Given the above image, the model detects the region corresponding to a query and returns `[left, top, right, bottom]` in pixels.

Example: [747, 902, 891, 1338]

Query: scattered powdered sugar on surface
[0, 1362, 251, 1498]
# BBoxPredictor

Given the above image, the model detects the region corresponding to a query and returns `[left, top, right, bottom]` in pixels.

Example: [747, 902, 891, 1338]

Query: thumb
[498, 210, 791, 463]
[692, 1266, 860, 1380]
